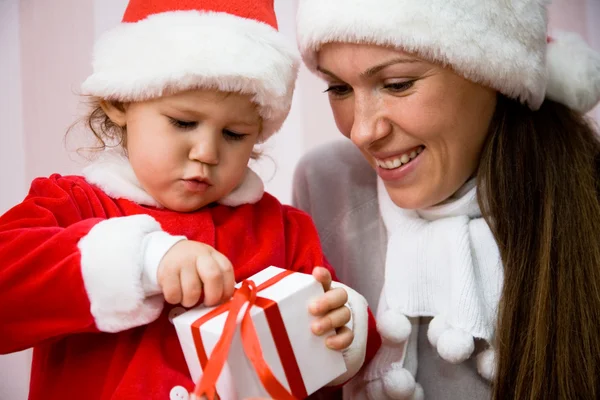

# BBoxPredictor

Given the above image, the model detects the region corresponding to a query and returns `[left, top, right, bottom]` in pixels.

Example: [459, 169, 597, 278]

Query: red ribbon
[190, 270, 308, 400]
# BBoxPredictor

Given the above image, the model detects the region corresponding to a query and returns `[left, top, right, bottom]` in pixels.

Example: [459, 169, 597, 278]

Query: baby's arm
[0, 175, 186, 352]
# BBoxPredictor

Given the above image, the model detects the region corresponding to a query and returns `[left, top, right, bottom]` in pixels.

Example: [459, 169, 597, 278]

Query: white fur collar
[82, 149, 264, 208]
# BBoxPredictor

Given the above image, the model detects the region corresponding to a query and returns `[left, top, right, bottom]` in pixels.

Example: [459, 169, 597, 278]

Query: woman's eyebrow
[316, 57, 421, 80]
[361, 58, 421, 78]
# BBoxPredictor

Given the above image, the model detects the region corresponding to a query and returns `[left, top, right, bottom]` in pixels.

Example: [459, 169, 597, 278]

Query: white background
[1, 0, 599, 397]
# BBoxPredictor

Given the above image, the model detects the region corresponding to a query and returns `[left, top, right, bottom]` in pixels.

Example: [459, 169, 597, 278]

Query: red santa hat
[296, 0, 600, 114]
[81, 0, 299, 139]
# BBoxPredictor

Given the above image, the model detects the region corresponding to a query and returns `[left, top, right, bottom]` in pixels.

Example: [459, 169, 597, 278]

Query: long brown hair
[478, 95, 600, 399]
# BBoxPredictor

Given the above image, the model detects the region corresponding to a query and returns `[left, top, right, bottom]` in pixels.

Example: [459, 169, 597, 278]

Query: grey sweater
[293, 140, 491, 400]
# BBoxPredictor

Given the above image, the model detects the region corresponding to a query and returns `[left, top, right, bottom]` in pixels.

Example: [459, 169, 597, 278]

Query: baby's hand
[309, 267, 354, 351]
[158, 240, 235, 307]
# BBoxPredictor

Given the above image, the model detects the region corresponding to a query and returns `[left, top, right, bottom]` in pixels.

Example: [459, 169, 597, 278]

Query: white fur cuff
[78, 215, 166, 332]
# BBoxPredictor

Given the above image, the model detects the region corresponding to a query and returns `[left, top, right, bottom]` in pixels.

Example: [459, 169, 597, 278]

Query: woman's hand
[309, 267, 354, 350]
[157, 240, 235, 307]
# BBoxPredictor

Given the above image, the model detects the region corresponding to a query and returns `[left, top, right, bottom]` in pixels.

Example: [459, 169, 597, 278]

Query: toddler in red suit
[0, 0, 380, 399]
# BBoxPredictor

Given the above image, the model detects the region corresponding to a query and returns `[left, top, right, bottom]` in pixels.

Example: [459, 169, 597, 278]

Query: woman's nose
[350, 97, 392, 148]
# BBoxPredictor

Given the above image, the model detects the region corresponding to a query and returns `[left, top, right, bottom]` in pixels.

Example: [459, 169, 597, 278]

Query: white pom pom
[476, 347, 497, 381]
[427, 315, 449, 347]
[546, 31, 600, 113]
[436, 328, 475, 364]
[412, 383, 425, 400]
[382, 367, 416, 399]
[377, 309, 412, 344]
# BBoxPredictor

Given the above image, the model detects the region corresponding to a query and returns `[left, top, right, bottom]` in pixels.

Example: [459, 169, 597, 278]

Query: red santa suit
[0, 150, 381, 400]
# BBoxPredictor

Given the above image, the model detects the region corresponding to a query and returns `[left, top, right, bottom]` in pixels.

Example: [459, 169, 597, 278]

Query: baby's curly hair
[86, 99, 127, 151]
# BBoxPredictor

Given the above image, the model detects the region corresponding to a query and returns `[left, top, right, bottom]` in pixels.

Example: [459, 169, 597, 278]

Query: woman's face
[317, 43, 497, 209]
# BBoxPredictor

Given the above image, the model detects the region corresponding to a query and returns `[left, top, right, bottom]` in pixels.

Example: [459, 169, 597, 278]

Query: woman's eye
[384, 81, 415, 93]
[324, 84, 352, 97]
[223, 129, 247, 141]
[168, 118, 198, 130]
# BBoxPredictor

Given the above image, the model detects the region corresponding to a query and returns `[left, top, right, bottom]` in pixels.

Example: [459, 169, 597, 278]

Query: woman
[293, 0, 600, 399]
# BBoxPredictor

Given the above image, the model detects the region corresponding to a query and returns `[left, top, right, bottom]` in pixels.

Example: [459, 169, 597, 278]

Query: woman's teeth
[376, 146, 424, 170]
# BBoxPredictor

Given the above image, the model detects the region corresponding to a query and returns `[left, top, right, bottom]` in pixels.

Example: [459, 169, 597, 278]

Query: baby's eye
[168, 117, 198, 130]
[223, 129, 247, 141]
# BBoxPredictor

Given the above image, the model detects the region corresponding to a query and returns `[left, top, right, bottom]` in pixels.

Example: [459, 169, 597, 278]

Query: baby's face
[116, 89, 261, 212]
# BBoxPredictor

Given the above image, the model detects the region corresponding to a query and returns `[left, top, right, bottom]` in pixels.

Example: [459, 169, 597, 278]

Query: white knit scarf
[362, 178, 504, 400]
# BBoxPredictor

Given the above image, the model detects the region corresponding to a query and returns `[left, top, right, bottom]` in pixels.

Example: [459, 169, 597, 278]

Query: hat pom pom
[546, 31, 600, 114]
[377, 309, 412, 344]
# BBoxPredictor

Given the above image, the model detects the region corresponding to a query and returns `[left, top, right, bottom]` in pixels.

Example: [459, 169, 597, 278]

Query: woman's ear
[100, 100, 127, 127]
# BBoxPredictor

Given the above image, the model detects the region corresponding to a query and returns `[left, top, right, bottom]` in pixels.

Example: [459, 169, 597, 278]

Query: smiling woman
[292, 0, 600, 399]
[317, 44, 497, 209]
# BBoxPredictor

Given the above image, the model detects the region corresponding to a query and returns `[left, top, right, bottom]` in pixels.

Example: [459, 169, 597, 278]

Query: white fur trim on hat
[82, 11, 300, 138]
[297, 0, 550, 110]
[78, 215, 166, 332]
[546, 31, 600, 114]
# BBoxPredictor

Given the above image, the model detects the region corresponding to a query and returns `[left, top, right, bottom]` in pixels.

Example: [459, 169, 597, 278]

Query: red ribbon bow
[191, 270, 308, 400]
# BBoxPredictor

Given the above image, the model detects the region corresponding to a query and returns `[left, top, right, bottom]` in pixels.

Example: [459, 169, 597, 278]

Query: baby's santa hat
[82, 0, 299, 139]
[296, 0, 600, 114]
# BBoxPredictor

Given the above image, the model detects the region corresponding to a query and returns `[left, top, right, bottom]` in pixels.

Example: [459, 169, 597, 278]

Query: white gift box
[173, 266, 347, 399]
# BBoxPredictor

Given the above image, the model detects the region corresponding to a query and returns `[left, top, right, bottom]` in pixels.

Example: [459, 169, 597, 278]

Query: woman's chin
[385, 186, 430, 210]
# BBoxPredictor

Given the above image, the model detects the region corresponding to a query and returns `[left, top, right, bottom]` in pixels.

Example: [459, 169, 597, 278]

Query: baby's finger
[326, 326, 354, 351]
[311, 305, 351, 335]
[312, 267, 332, 292]
[159, 268, 183, 305]
[210, 249, 235, 301]
[309, 288, 348, 316]
[197, 257, 224, 306]
[180, 266, 203, 307]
